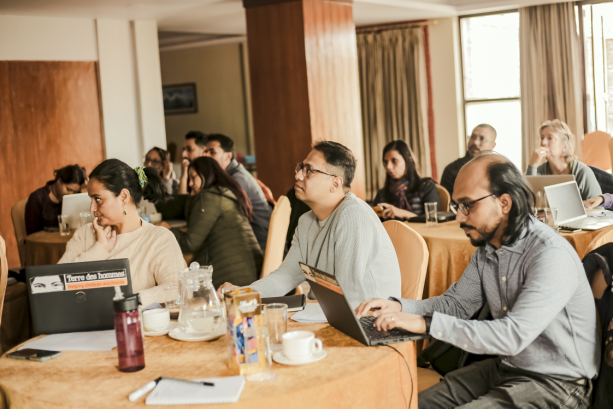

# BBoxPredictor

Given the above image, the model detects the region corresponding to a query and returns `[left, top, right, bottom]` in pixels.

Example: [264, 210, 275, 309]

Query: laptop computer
[61, 192, 91, 230]
[545, 181, 613, 231]
[299, 263, 429, 346]
[26, 259, 133, 335]
[525, 175, 574, 204]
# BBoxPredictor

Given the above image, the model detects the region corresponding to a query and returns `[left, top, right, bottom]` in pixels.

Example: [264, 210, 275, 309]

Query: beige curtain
[519, 2, 584, 170]
[357, 25, 431, 201]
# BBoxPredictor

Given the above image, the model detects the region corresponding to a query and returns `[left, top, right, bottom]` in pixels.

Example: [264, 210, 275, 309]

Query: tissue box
[224, 288, 265, 375]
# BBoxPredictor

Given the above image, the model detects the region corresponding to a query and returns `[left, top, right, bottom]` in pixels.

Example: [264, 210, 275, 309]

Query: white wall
[0, 14, 167, 168]
[160, 42, 253, 159]
[0, 15, 97, 61]
[429, 17, 465, 177]
[134, 21, 167, 154]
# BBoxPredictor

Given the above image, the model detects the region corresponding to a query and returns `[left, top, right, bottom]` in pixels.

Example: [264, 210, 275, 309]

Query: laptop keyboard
[359, 316, 408, 340]
[560, 218, 613, 229]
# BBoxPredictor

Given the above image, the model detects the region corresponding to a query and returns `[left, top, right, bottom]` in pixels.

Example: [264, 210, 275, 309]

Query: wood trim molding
[243, 0, 351, 9]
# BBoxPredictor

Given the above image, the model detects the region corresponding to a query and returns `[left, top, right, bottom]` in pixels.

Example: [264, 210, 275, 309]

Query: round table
[406, 221, 601, 299]
[0, 321, 418, 409]
[25, 230, 74, 267]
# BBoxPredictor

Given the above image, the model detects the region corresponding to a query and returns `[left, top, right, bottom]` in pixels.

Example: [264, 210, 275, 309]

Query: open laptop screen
[544, 181, 587, 224]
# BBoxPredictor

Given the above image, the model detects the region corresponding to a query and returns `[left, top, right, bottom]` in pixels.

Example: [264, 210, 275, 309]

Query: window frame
[458, 9, 521, 151]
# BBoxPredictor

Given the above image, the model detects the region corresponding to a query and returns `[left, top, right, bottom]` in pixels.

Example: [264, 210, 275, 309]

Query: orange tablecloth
[0, 320, 417, 409]
[24, 231, 74, 266]
[406, 221, 600, 299]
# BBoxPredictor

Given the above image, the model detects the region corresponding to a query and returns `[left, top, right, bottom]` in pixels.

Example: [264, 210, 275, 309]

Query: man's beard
[460, 218, 503, 247]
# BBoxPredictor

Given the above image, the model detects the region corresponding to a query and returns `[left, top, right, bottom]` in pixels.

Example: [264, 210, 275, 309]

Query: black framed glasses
[295, 163, 337, 179]
[450, 193, 496, 216]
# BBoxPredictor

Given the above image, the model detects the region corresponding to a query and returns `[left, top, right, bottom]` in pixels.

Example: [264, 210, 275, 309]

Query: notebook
[146, 376, 245, 405]
[262, 294, 306, 312]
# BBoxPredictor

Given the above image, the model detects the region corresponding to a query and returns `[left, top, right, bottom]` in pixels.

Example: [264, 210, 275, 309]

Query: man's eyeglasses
[450, 194, 496, 216]
[295, 163, 337, 179]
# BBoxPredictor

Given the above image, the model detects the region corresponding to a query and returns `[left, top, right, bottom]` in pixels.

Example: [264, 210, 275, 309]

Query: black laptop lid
[26, 259, 133, 335]
[299, 263, 371, 345]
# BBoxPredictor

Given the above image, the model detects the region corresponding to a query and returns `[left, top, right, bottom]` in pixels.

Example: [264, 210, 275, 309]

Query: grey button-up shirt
[396, 218, 600, 379]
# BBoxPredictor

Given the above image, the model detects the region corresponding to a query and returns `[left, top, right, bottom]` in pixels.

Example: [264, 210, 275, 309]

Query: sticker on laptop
[29, 269, 128, 294]
[299, 263, 343, 295]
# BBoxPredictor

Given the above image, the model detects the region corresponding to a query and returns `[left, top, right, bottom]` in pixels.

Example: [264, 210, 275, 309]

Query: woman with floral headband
[58, 159, 184, 307]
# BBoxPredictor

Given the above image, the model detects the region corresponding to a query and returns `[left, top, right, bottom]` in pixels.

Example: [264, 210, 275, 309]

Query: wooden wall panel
[0, 61, 104, 268]
[245, 0, 365, 199]
[245, 2, 314, 198]
[303, 0, 365, 199]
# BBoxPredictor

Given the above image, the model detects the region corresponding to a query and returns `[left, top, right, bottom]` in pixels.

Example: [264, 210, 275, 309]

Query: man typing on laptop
[356, 153, 599, 408]
[219, 141, 402, 304]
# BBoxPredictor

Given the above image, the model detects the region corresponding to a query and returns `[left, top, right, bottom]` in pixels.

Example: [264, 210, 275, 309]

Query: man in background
[179, 131, 208, 194]
[440, 124, 497, 197]
[206, 134, 272, 254]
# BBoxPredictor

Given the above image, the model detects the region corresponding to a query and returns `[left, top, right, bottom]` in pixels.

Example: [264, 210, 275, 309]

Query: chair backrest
[260, 196, 292, 278]
[583, 130, 612, 171]
[435, 184, 451, 212]
[0, 235, 9, 327]
[383, 221, 428, 300]
[586, 225, 613, 256]
[11, 198, 28, 267]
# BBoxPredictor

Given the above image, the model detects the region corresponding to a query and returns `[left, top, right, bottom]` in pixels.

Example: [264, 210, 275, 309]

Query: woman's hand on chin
[93, 217, 117, 252]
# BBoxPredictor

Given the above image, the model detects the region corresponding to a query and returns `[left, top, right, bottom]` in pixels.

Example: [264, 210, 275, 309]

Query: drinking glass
[264, 303, 288, 353]
[58, 215, 70, 236]
[544, 207, 559, 232]
[425, 202, 438, 227]
[164, 285, 180, 309]
[79, 212, 93, 227]
[245, 326, 276, 382]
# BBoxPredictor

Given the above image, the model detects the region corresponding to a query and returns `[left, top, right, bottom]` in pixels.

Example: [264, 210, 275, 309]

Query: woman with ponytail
[59, 159, 184, 307]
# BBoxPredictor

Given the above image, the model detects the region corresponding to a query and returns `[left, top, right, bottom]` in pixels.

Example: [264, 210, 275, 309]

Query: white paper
[146, 376, 245, 405]
[19, 330, 117, 351]
[290, 303, 328, 323]
[587, 209, 613, 218]
[142, 302, 163, 312]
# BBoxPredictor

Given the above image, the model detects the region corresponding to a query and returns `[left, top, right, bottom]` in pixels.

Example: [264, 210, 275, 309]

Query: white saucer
[273, 350, 327, 366]
[168, 325, 226, 342]
[144, 321, 179, 337]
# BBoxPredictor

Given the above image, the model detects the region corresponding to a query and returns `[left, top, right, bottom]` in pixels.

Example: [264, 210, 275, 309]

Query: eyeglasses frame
[295, 162, 338, 179]
[450, 193, 496, 216]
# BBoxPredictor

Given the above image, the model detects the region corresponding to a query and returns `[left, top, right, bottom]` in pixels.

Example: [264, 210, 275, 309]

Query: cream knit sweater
[58, 220, 184, 307]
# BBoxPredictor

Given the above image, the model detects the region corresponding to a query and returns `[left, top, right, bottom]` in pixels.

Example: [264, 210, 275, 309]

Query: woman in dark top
[374, 140, 439, 220]
[25, 165, 87, 235]
[165, 157, 262, 289]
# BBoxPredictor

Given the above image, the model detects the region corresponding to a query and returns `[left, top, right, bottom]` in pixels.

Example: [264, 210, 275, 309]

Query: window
[460, 12, 522, 168]
[581, 2, 613, 134]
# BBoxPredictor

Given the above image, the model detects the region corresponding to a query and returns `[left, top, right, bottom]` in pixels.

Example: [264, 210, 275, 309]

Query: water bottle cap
[113, 293, 141, 312]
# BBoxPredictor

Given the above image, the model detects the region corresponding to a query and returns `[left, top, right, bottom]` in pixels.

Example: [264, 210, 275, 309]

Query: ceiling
[0, 0, 571, 35]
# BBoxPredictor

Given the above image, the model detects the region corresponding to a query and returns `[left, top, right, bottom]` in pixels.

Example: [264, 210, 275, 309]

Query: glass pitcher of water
[178, 266, 224, 335]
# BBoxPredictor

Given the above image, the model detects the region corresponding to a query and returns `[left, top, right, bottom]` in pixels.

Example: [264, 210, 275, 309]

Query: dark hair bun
[89, 159, 170, 205]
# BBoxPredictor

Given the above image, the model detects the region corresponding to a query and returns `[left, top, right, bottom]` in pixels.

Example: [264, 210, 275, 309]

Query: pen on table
[128, 377, 215, 401]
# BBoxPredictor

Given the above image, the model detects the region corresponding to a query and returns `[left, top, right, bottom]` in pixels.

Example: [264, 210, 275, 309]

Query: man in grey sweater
[219, 141, 402, 304]
[356, 153, 599, 408]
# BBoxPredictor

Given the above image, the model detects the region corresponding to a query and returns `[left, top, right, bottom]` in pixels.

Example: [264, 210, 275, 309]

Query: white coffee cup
[142, 308, 170, 332]
[282, 330, 323, 363]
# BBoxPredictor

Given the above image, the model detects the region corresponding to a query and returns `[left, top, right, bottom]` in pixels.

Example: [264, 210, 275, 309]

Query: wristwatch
[424, 315, 432, 334]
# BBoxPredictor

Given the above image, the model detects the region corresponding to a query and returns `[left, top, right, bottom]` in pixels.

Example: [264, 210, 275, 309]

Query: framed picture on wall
[162, 83, 198, 115]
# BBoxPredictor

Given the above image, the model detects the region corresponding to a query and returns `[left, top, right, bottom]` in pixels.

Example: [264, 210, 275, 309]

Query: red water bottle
[113, 292, 145, 372]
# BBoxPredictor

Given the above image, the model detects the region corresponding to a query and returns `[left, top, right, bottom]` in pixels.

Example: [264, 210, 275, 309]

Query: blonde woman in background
[526, 119, 601, 200]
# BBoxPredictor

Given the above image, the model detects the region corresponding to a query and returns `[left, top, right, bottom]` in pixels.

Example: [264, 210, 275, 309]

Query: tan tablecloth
[24, 231, 74, 267]
[406, 221, 600, 299]
[0, 320, 418, 409]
